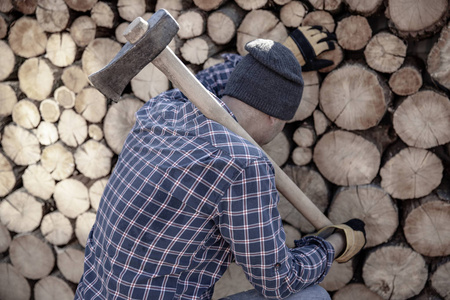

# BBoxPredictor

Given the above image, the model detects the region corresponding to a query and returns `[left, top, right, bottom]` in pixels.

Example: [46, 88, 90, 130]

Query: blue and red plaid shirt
[75, 54, 334, 300]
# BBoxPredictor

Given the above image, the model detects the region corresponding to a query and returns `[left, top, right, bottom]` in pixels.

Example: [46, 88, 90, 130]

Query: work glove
[316, 218, 366, 263]
[283, 26, 336, 71]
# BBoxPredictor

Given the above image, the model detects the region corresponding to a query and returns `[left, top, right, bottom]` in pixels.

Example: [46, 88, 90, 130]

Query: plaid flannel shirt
[75, 54, 334, 300]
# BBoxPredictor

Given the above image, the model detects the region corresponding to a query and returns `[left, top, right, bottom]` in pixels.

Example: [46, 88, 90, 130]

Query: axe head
[88, 9, 179, 101]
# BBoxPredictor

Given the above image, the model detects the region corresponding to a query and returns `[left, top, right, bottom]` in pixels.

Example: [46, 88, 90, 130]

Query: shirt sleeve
[217, 159, 335, 299]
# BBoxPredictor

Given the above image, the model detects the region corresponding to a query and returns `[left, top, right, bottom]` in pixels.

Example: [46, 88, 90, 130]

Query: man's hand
[316, 218, 366, 263]
[283, 26, 336, 71]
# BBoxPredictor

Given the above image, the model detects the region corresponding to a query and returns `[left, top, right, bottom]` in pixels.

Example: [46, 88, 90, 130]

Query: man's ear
[268, 115, 279, 125]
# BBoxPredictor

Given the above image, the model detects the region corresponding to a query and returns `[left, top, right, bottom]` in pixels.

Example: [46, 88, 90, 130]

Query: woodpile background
[0, 0, 449, 299]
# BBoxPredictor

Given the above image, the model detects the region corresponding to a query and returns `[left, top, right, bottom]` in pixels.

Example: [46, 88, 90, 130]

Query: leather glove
[283, 26, 336, 71]
[316, 218, 366, 263]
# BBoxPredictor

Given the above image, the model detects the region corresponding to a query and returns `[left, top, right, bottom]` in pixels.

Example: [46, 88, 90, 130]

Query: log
[34, 275, 75, 300]
[69, 16, 97, 47]
[88, 124, 103, 141]
[362, 244, 428, 300]
[290, 71, 319, 122]
[115, 21, 130, 43]
[56, 245, 85, 283]
[319, 64, 390, 130]
[155, 0, 191, 19]
[431, 259, 450, 299]
[91, 1, 114, 28]
[212, 262, 253, 299]
[36, 121, 59, 145]
[74, 140, 113, 179]
[335, 15, 372, 51]
[57, 109, 88, 147]
[18, 57, 54, 101]
[332, 283, 384, 300]
[207, 2, 245, 45]
[177, 9, 207, 39]
[364, 32, 407, 73]
[8, 16, 47, 58]
[0, 221, 11, 252]
[388, 58, 423, 96]
[75, 87, 107, 123]
[11, 0, 37, 15]
[130, 62, 170, 101]
[0, 0, 13, 12]
[0, 14, 7, 39]
[278, 165, 329, 233]
[236, 9, 288, 56]
[180, 34, 224, 65]
[319, 260, 353, 292]
[0, 40, 15, 81]
[35, 0, 69, 33]
[317, 41, 344, 73]
[0, 263, 31, 300]
[312, 109, 330, 136]
[328, 185, 398, 248]
[1, 124, 41, 166]
[75, 211, 96, 247]
[81, 38, 122, 77]
[39, 98, 61, 123]
[0, 190, 43, 233]
[279, 1, 307, 28]
[292, 122, 316, 147]
[61, 65, 89, 94]
[314, 130, 381, 186]
[0, 83, 18, 118]
[234, 0, 267, 10]
[12, 99, 40, 129]
[308, 0, 343, 14]
[89, 177, 108, 211]
[302, 10, 335, 32]
[380, 147, 443, 199]
[193, 0, 227, 11]
[103, 97, 143, 154]
[261, 131, 290, 167]
[0, 152, 15, 197]
[427, 22, 450, 91]
[386, 0, 448, 39]
[64, 0, 97, 12]
[403, 194, 450, 257]
[53, 178, 90, 219]
[393, 90, 450, 149]
[117, 0, 145, 22]
[54, 86, 76, 108]
[40, 211, 73, 245]
[9, 233, 55, 279]
[45, 32, 77, 67]
[41, 143, 75, 181]
[283, 223, 301, 248]
[291, 146, 312, 166]
[273, 0, 291, 4]
[22, 164, 55, 200]
[343, 0, 383, 16]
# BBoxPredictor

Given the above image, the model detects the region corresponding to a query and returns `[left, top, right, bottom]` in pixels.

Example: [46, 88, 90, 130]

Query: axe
[89, 9, 333, 230]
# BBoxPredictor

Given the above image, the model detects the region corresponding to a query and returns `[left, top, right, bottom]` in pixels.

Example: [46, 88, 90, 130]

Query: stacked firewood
[0, 0, 449, 299]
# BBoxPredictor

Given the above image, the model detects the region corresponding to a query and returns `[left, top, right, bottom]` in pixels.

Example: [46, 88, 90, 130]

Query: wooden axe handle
[153, 47, 333, 230]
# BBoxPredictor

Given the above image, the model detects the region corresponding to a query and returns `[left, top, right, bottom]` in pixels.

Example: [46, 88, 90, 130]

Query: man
[75, 27, 365, 300]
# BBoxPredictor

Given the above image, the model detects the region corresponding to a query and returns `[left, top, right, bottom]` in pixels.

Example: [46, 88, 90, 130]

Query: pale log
[58, 109, 88, 147]
[403, 195, 450, 257]
[74, 140, 113, 179]
[388, 58, 423, 96]
[115, 22, 130, 43]
[88, 124, 104, 141]
[283, 223, 301, 248]
[0, 0, 13, 12]
[319, 260, 353, 292]
[69, 16, 97, 47]
[312, 109, 330, 136]
[236, 9, 288, 56]
[0, 83, 18, 117]
[1, 124, 41, 166]
[178, 9, 207, 39]
[290, 71, 319, 122]
[56, 245, 85, 283]
[0, 190, 43, 233]
[261, 131, 290, 167]
[12, 99, 40, 129]
[54, 178, 90, 219]
[319, 64, 390, 130]
[393, 90, 450, 148]
[131, 62, 170, 101]
[34, 275, 75, 300]
[308, 0, 342, 14]
[75, 87, 107, 123]
[0, 14, 7, 38]
[362, 244, 428, 300]
[64, 0, 97, 11]
[11, 0, 37, 14]
[61, 65, 89, 94]
[40, 98, 61, 122]
[18, 57, 54, 101]
[336, 15, 372, 51]
[234, 0, 267, 10]
[117, 0, 145, 22]
[278, 165, 329, 233]
[292, 122, 316, 147]
[180, 34, 224, 65]
[317, 41, 343, 73]
[427, 23, 450, 91]
[91, 1, 114, 28]
[302, 10, 335, 32]
[54, 85, 76, 108]
[0, 263, 31, 300]
[75, 211, 96, 247]
[380, 147, 443, 199]
[291, 147, 312, 166]
[81, 38, 121, 77]
[273, 0, 291, 4]
[203, 54, 225, 69]
[41, 143, 75, 180]
[0, 40, 15, 81]
[22, 164, 55, 200]
[314, 130, 381, 186]
[386, 0, 448, 39]
[364, 32, 407, 73]
[35, 0, 69, 33]
[89, 177, 108, 211]
[431, 259, 450, 300]
[280, 1, 307, 28]
[332, 283, 384, 300]
[10, 233, 54, 279]
[8, 16, 47, 58]
[155, 0, 191, 19]
[212, 262, 253, 299]
[0, 152, 15, 197]
[207, 2, 245, 45]
[344, 0, 383, 16]
[35, 121, 59, 145]
[193, 0, 227, 11]
[41, 211, 73, 245]
[0, 222, 11, 252]
[328, 185, 398, 248]
[45, 32, 76, 67]
[104, 97, 143, 154]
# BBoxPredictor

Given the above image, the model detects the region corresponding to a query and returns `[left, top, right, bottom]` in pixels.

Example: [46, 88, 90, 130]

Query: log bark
[403, 194, 450, 257]
[290, 71, 319, 122]
[0, 190, 43, 233]
[427, 22, 450, 91]
[61, 65, 89, 94]
[41, 142, 75, 180]
[41, 211, 73, 245]
[380, 147, 443, 199]
[74, 140, 113, 179]
[0, 83, 18, 118]
[344, 0, 383, 16]
[0, 40, 15, 81]
[0, 263, 31, 300]
[8, 16, 47, 58]
[36, 121, 59, 145]
[0, 152, 15, 198]
[302, 10, 335, 32]
[393, 90, 450, 149]
[333, 283, 384, 300]
[91, 1, 114, 28]
[388, 58, 423, 96]
[234, 0, 267, 10]
[18, 57, 54, 101]
[75, 87, 107, 123]
[12, 99, 40, 129]
[178, 9, 207, 39]
[64, 0, 97, 12]
[328, 185, 398, 248]
[53, 178, 90, 219]
[89, 177, 108, 211]
[1, 124, 41, 166]
[319, 260, 353, 292]
[261, 131, 290, 167]
[45, 32, 77, 67]
[40, 98, 61, 123]
[431, 259, 450, 300]
[364, 32, 407, 73]
[193, 0, 227, 11]
[22, 164, 55, 200]
[314, 130, 381, 186]
[58, 109, 88, 147]
[362, 244, 428, 300]
[75, 211, 96, 247]
[319, 64, 390, 130]
[34, 275, 75, 300]
[35, 0, 69, 33]
[280, 1, 307, 28]
[207, 2, 245, 45]
[131, 62, 170, 101]
[117, 0, 145, 22]
[291, 147, 312, 166]
[56, 245, 85, 283]
[180, 34, 224, 65]
[81, 38, 121, 76]
[69, 16, 97, 47]
[336, 15, 372, 51]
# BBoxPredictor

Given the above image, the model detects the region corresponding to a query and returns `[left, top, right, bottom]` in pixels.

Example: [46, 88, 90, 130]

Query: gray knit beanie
[223, 39, 304, 120]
